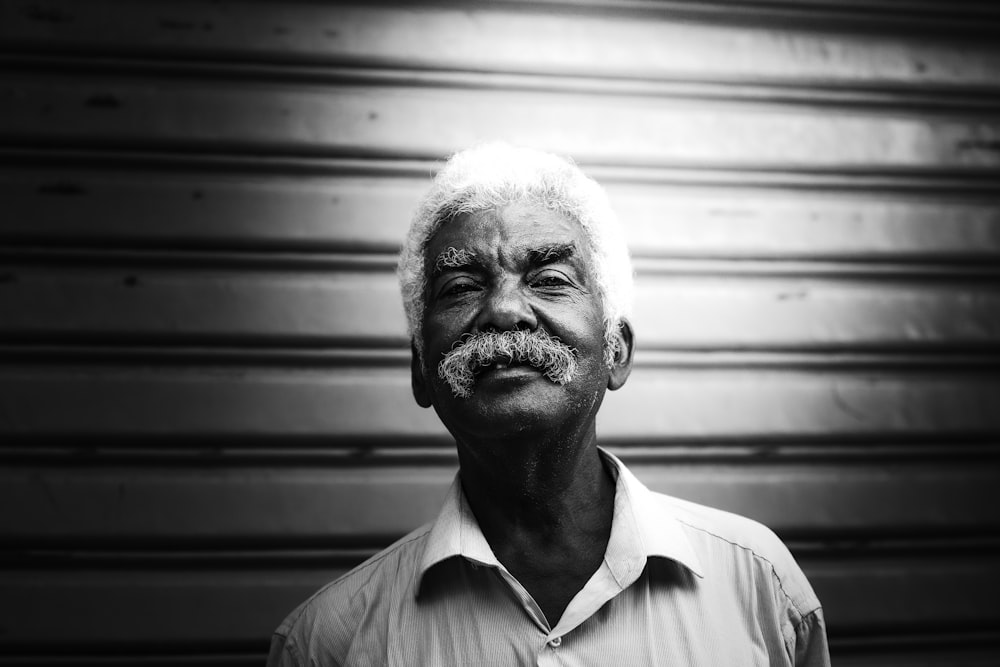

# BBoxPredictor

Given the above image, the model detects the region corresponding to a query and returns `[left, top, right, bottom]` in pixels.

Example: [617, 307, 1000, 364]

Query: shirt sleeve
[794, 608, 832, 667]
[266, 633, 309, 667]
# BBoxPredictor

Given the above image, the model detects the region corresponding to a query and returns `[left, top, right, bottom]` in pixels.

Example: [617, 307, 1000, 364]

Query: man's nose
[475, 277, 538, 333]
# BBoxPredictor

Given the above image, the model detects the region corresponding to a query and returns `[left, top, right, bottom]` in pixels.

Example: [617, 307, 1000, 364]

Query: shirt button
[549, 637, 562, 648]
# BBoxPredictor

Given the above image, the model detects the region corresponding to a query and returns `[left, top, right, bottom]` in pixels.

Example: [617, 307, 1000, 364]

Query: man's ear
[607, 318, 635, 391]
[411, 341, 433, 408]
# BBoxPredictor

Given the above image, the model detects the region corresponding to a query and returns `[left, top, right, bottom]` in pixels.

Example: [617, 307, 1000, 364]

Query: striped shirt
[268, 450, 830, 666]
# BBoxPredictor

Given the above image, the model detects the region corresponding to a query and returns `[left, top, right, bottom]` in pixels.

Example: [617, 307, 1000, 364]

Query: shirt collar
[601, 449, 704, 580]
[416, 447, 704, 597]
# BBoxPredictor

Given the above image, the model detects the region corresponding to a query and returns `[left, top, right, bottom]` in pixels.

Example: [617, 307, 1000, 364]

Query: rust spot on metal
[0, 273, 16, 284]
[191, 190, 204, 200]
[273, 26, 290, 35]
[86, 93, 121, 109]
[368, 111, 378, 121]
[37, 182, 87, 196]
[324, 29, 340, 38]
[123, 275, 140, 287]
[776, 291, 807, 301]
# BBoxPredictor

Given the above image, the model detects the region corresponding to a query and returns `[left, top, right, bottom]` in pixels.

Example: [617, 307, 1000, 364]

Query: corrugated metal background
[1, 1, 999, 664]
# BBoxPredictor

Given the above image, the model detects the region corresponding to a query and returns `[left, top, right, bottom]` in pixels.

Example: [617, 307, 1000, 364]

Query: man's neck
[455, 429, 617, 627]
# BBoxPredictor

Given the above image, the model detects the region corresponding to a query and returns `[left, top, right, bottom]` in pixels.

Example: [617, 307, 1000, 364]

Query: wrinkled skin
[412, 202, 632, 443]
[409, 201, 635, 626]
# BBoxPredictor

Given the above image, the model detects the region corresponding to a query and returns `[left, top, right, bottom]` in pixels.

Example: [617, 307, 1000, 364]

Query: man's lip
[475, 361, 541, 379]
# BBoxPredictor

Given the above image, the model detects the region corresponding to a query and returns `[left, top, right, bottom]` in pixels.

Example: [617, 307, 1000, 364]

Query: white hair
[398, 143, 634, 361]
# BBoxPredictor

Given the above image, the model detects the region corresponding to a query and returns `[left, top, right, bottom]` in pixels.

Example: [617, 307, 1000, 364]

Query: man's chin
[435, 374, 566, 435]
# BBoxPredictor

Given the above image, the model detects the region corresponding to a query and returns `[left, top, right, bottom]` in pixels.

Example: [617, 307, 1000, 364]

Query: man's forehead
[425, 205, 582, 255]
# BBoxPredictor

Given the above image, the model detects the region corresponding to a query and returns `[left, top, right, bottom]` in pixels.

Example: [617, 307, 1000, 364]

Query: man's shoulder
[650, 491, 820, 616]
[654, 492, 784, 558]
[278, 522, 432, 632]
[270, 523, 432, 662]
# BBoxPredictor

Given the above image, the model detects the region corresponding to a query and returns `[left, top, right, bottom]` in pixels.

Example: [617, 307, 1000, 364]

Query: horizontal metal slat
[0, 656, 261, 666]
[2, 457, 996, 541]
[5, 57, 1000, 114]
[601, 366, 1000, 439]
[633, 273, 1000, 350]
[4, 149, 997, 190]
[4, 165, 1000, 261]
[0, 265, 406, 347]
[2, 1, 999, 84]
[832, 639, 1000, 667]
[2, 74, 999, 168]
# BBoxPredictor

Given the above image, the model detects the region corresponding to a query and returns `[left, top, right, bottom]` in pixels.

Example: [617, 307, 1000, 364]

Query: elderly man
[268, 144, 831, 665]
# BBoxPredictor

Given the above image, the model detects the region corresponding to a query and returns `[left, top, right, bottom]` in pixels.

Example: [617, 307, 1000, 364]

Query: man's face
[411, 201, 631, 441]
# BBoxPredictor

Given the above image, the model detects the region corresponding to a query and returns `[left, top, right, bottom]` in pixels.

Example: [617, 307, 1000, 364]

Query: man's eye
[532, 273, 570, 288]
[440, 279, 480, 296]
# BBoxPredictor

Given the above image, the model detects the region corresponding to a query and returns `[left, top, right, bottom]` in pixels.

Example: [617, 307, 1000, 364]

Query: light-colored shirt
[268, 450, 830, 666]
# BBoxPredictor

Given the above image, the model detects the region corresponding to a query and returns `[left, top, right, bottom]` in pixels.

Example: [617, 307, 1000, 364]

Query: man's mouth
[436, 329, 579, 398]
[476, 358, 536, 376]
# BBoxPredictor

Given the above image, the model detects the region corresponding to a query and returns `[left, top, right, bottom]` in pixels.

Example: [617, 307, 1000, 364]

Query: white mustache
[437, 330, 578, 398]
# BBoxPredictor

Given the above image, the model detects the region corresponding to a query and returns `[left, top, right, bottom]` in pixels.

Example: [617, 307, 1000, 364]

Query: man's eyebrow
[430, 247, 479, 278]
[527, 243, 576, 266]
